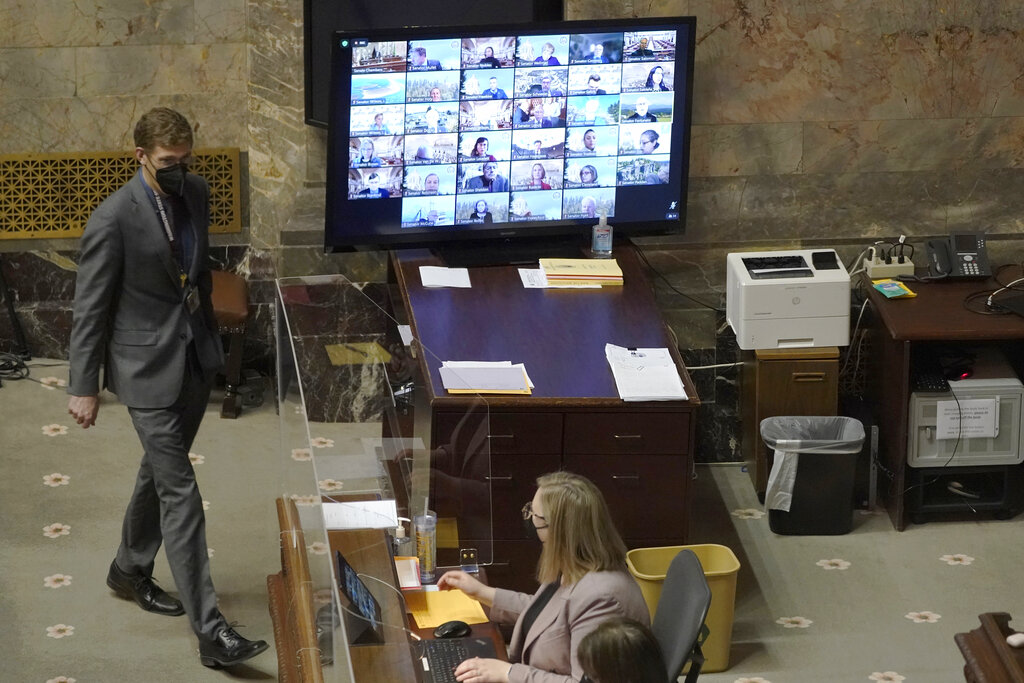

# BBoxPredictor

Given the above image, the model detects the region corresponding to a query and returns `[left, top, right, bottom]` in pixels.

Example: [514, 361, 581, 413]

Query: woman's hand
[454, 656, 510, 683]
[436, 570, 496, 606]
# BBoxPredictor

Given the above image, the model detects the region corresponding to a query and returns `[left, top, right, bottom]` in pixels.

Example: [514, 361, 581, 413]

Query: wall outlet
[866, 247, 915, 279]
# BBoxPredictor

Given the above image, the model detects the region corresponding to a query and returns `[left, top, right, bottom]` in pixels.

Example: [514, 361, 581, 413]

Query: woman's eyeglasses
[521, 501, 548, 529]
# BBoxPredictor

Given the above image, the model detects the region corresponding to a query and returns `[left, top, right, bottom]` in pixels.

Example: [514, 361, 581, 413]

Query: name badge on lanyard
[185, 285, 200, 314]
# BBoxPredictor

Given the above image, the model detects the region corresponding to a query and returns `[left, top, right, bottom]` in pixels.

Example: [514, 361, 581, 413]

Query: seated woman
[438, 471, 649, 683]
[577, 617, 667, 683]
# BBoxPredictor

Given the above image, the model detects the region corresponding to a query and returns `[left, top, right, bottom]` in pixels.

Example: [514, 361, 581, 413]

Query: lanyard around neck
[152, 192, 175, 243]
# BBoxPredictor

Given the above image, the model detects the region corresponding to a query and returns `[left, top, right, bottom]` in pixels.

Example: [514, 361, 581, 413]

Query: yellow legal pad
[406, 589, 489, 629]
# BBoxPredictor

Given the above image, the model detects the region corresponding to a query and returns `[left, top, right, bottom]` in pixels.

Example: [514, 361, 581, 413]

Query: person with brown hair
[577, 617, 667, 683]
[437, 472, 648, 683]
[67, 107, 267, 668]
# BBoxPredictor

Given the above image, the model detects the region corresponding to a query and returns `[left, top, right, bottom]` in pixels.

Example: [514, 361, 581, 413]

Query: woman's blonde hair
[534, 471, 626, 585]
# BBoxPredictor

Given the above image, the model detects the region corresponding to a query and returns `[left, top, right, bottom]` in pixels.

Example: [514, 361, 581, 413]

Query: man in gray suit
[67, 107, 267, 668]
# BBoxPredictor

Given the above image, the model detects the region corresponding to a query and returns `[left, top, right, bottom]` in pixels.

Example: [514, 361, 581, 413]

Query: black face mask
[523, 516, 542, 543]
[154, 163, 187, 197]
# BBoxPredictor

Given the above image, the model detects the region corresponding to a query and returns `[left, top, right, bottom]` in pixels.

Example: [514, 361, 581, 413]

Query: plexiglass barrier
[274, 273, 492, 682]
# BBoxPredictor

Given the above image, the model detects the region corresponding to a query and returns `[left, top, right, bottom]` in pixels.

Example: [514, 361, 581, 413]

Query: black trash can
[759, 416, 865, 535]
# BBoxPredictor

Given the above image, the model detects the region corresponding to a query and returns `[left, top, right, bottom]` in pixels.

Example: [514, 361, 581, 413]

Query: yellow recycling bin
[626, 544, 740, 673]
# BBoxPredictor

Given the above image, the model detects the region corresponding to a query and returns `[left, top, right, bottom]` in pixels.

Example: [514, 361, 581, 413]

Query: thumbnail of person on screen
[466, 162, 509, 192]
[469, 136, 497, 162]
[534, 42, 561, 66]
[585, 43, 610, 63]
[368, 113, 390, 135]
[575, 99, 608, 126]
[478, 46, 501, 69]
[470, 199, 493, 223]
[533, 140, 544, 157]
[645, 165, 670, 185]
[355, 139, 383, 167]
[626, 97, 657, 122]
[581, 195, 599, 218]
[429, 87, 443, 102]
[424, 107, 446, 133]
[510, 195, 532, 218]
[639, 129, 661, 154]
[514, 101, 531, 124]
[358, 172, 390, 198]
[484, 77, 508, 99]
[423, 173, 440, 195]
[527, 163, 551, 190]
[539, 75, 564, 98]
[527, 101, 563, 129]
[585, 74, 606, 95]
[631, 37, 656, 58]
[414, 145, 433, 163]
[579, 129, 598, 155]
[580, 165, 598, 186]
[409, 46, 442, 71]
[645, 65, 670, 91]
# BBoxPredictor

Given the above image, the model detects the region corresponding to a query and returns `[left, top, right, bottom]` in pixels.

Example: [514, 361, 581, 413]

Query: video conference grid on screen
[342, 29, 680, 228]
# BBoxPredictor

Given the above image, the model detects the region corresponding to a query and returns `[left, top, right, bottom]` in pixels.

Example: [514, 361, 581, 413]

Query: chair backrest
[651, 549, 712, 682]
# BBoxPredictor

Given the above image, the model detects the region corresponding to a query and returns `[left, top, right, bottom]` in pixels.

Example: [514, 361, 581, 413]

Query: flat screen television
[324, 16, 697, 263]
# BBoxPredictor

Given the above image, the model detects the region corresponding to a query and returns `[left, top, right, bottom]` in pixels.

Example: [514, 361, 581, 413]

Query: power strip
[866, 247, 915, 279]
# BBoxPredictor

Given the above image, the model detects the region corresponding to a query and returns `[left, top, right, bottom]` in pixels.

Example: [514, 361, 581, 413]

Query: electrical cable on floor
[0, 351, 30, 382]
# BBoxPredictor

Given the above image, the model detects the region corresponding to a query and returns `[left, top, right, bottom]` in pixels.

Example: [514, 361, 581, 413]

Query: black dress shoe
[106, 560, 185, 616]
[199, 626, 269, 667]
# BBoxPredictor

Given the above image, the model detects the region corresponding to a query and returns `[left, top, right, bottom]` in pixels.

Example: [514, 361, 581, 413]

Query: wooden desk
[955, 612, 1024, 682]
[388, 245, 699, 593]
[269, 498, 507, 683]
[864, 272, 1024, 530]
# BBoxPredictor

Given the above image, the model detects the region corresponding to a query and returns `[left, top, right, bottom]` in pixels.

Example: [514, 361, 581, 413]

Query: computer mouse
[433, 620, 471, 639]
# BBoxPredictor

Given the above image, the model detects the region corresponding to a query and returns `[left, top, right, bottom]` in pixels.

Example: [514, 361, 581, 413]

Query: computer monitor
[334, 550, 385, 645]
[324, 16, 697, 262]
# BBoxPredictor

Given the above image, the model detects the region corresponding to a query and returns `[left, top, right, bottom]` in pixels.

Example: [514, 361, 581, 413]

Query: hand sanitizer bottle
[591, 210, 613, 257]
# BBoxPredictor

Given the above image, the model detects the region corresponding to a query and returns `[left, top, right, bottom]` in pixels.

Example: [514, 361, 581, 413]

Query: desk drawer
[435, 411, 563, 455]
[565, 413, 689, 455]
[565, 453, 688, 540]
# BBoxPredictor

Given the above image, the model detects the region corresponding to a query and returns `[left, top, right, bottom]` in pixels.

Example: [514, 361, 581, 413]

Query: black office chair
[651, 549, 712, 683]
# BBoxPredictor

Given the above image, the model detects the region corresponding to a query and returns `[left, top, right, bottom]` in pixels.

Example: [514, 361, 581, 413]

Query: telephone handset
[926, 232, 991, 279]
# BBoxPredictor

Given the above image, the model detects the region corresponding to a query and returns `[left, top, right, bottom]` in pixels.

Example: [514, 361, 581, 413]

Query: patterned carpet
[1, 360, 279, 682]
[4, 358, 1024, 682]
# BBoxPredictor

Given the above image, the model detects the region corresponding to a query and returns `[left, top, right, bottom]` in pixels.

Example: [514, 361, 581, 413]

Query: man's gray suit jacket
[69, 174, 224, 409]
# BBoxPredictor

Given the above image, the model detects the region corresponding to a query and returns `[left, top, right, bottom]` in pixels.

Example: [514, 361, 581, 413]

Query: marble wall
[3, 0, 1024, 461]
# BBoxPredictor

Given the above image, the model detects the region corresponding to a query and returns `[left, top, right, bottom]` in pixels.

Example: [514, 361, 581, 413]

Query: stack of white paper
[439, 360, 535, 394]
[605, 344, 687, 401]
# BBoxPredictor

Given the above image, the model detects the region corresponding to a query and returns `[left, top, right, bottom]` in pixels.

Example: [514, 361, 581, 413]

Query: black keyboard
[422, 639, 469, 683]
[419, 637, 498, 683]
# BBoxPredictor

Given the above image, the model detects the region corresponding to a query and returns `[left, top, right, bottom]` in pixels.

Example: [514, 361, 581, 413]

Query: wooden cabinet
[741, 347, 839, 501]
[391, 247, 699, 594]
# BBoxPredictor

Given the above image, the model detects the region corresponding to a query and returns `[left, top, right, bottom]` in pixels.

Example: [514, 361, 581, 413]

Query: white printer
[726, 249, 850, 350]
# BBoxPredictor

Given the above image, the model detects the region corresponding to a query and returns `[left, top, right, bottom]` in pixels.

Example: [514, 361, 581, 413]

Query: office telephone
[926, 232, 991, 279]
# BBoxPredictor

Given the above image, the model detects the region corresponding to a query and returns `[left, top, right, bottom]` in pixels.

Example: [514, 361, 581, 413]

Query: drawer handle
[792, 372, 826, 382]
[611, 475, 640, 481]
[484, 476, 513, 482]
[486, 434, 515, 441]
[613, 434, 643, 440]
